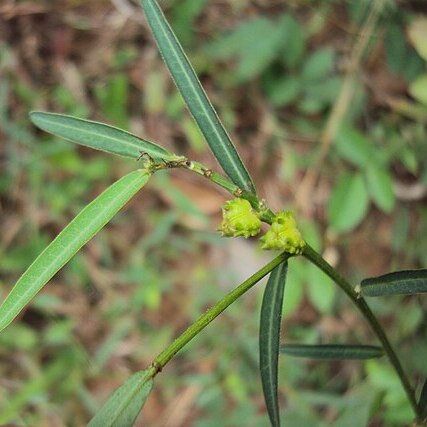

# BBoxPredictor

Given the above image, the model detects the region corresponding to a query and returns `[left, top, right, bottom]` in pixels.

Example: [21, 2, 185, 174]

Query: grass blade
[361, 269, 427, 297]
[280, 344, 384, 360]
[139, 0, 256, 194]
[0, 170, 151, 332]
[259, 261, 288, 427]
[30, 112, 178, 161]
[418, 378, 427, 417]
[89, 369, 153, 427]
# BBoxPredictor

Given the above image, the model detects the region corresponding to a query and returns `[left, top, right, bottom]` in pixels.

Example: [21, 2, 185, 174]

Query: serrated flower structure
[218, 198, 261, 238]
[260, 211, 305, 254]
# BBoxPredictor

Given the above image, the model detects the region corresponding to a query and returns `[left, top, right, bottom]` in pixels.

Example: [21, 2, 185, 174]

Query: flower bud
[218, 198, 261, 238]
[260, 211, 305, 254]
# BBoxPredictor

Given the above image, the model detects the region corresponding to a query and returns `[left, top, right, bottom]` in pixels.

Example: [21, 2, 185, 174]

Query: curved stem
[151, 251, 291, 371]
[302, 244, 422, 422]
[153, 158, 275, 223]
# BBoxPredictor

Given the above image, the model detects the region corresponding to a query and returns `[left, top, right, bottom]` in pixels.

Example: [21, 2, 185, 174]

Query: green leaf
[301, 48, 335, 82]
[259, 261, 288, 427]
[208, 17, 286, 82]
[306, 263, 335, 314]
[385, 24, 408, 75]
[408, 17, 427, 62]
[0, 170, 151, 332]
[366, 359, 412, 419]
[280, 344, 383, 360]
[327, 172, 369, 233]
[171, 0, 209, 48]
[332, 385, 378, 427]
[267, 76, 301, 107]
[334, 123, 377, 169]
[279, 14, 305, 68]
[365, 165, 395, 213]
[409, 74, 427, 106]
[361, 269, 427, 297]
[282, 260, 304, 317]
[30, 112, 176, 161]
[139, 0, 256, 194]
[419, 378, 427, 417]
[89, 369, 153, 427]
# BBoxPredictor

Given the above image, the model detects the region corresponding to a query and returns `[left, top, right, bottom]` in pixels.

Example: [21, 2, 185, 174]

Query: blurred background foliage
[0, 0, 427, 425]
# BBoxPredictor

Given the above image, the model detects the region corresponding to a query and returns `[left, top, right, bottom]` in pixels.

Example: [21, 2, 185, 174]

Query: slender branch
[151, 157, 275, 223]
[302, 244, 422, 422]
[148, 155, 422, 422]
[151, 251, 291, 371]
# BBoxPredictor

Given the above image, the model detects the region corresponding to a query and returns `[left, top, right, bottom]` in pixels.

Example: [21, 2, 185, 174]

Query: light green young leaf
[209, 17, 287, 82]
[327, 172, 369, 233]
[89, 369, 153, 427]
[267, 76, 301, 107]
[259, 261, 288, 427]
[306, 263, 335, 314]
[171, 0, 209, 48]
[361, 269, 427, 297]
[334, 123, 377, 169]
[139, 0, 256, 194]
[365, 165, 395, 213]
[280, 344, 383, 360]
[301, 48, 335, 82]
[0, 170, 151, 332]
[408, 18, 427, 61]
[30, 112, 177, 161]
[409, 74, 427, 106]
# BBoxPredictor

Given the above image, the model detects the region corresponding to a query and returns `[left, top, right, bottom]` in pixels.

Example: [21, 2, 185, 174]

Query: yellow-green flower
[218, 198, 261, 238]
[260, 211, 305, 254]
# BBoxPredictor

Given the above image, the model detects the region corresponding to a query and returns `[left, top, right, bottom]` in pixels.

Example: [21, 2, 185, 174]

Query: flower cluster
[218, 199, 305, 254]
[260, 211, 305, 254]
[218, 198, 261, 238]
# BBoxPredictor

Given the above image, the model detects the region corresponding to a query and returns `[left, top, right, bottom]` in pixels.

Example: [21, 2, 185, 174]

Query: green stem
[302, 244, 422, 422]
[154, 158, 275, 223]
[151, 251, 291, 371]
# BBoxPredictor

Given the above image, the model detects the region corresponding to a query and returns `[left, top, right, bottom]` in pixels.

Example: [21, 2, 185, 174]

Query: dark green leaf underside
[139, 0, 256, 194]
[89, 369, 153, 427]
[259, 261, 288, 427]
[361, 269, 427, 297]
[30, 111, 176, 161]
[280, 344, 383, 360]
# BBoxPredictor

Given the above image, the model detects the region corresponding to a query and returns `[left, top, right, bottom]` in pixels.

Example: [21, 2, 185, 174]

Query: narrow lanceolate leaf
[0, 170, 151, 332]
[30, 112, 178, 161]
[139, 0, 256, 195]
[361, 269, 427, 297]
[418, 377, 427, 417]
[259, 261, 288, 427]
[89, 369, 153, 427]
[280, 344, 384, 360]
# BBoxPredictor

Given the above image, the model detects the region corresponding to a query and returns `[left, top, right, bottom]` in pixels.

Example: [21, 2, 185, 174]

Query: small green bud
[260, 211, 305, 254]
[218, 198, 261, 238]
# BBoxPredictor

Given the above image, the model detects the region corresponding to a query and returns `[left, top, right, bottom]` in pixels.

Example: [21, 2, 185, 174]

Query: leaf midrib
[33, 114, 165, 158]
